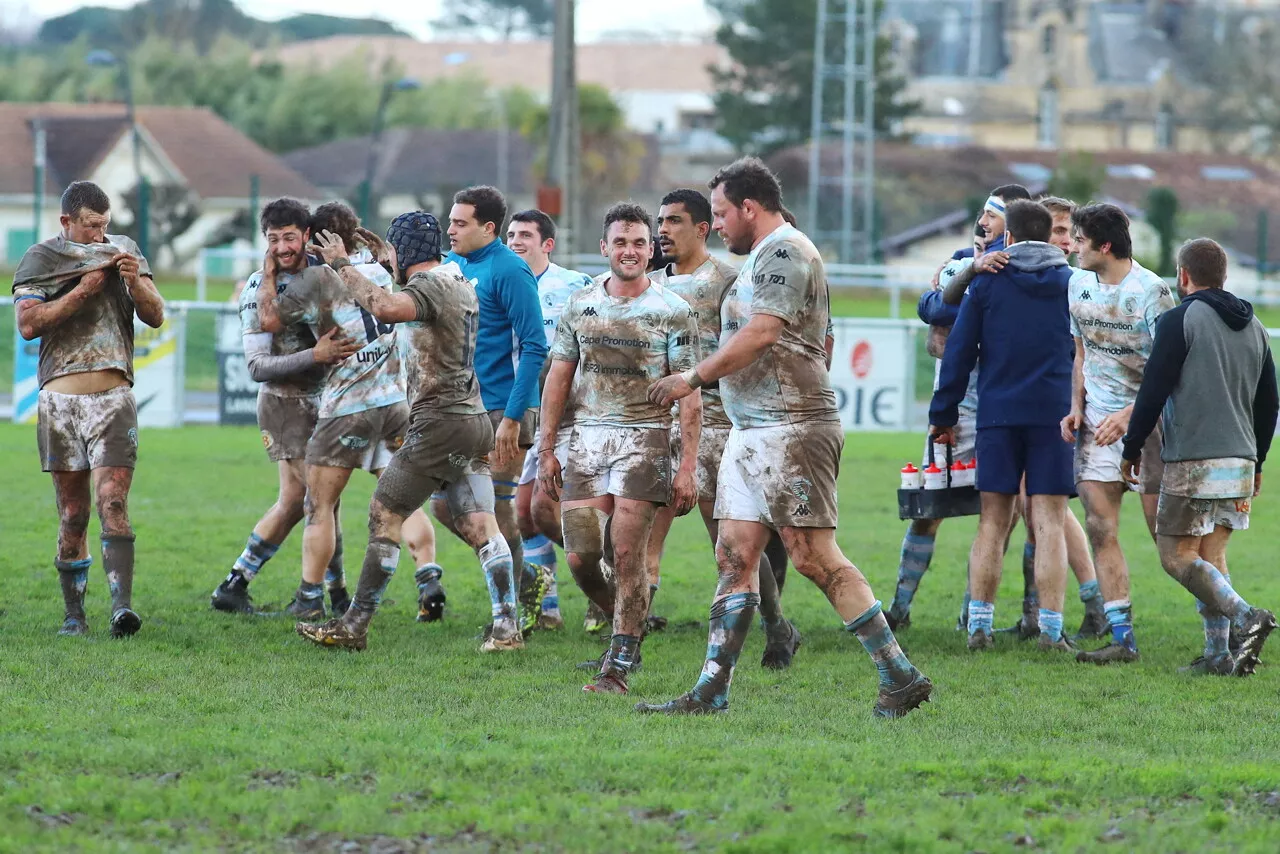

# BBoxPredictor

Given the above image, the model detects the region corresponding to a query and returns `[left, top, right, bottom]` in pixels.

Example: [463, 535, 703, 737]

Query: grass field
[5, 425, 1280, 852]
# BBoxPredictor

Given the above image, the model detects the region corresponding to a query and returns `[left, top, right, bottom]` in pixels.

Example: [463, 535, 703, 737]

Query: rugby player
[428, 187, 548, 638]
[211, 199, 361, 617]
[13, 180, 164, 637]
[1061, 204, 1175, 664]
[538, 202, 702, 695]
[297, 211, 518, 651]
[506, 209, 592, 630]
[642, 158, 931, 717]
[648, 187, 801, 669]
[1122, 238, 1277, 676]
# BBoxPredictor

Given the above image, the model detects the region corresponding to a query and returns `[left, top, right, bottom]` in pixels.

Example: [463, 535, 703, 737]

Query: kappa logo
[1080, 289, 1092, 301]
[774, 248, 790, 260]
[1159, 285, 1171, 298]
[582, 307, 599, 317]
[792, 503, 813, 518]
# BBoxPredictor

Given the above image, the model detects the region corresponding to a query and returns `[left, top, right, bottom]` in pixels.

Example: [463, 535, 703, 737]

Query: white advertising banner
[828, 317, 916, 431]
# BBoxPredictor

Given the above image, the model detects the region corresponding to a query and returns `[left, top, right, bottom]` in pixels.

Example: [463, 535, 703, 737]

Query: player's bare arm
[14, 268, 108, 340]
[535, 358, 576, 503]
[1061, 336, 1086, 443]
[672, 389, 702, 515]
[255, 248, 285, 334]
[647, 314, 786, 408]
[115, 253, 164, 328]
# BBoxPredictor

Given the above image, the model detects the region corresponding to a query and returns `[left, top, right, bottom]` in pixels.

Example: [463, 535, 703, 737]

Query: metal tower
[807, 0, 877, 263]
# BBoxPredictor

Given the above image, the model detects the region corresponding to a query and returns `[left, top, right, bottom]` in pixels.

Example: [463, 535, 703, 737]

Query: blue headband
[983, 196, 1006, 216]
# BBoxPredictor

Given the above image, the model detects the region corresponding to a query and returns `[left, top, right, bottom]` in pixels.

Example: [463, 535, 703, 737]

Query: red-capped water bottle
[901, 462, 922, 490]
[951, 460, 968, 488]
[923, 462, 947, 491]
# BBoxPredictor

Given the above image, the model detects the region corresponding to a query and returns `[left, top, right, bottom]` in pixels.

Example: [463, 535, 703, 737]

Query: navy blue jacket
[930, 241, 1073, 429]
[917, 234, 1006, 328]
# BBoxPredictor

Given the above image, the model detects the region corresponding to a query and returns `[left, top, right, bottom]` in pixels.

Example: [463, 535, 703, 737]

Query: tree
[709, 0, 918, 154]
[1048, 152, 1104, 204]
[1192, 19, 1280, 153]
[114, 182, 202, 268]
[1145, 187, 1179, 277]
[435, 0, 554, 39]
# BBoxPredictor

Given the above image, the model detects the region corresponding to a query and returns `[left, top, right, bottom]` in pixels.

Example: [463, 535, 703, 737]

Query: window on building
[1155, 103, 1175, 151]
[1043, 24, 1057, 58]
[1037, 83, 1060, 149]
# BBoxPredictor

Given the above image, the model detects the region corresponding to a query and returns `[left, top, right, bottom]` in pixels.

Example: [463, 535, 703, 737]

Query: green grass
[4, 424, 1280, 851]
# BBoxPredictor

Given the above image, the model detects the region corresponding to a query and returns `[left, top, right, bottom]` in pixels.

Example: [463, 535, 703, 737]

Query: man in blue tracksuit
[929, 199, 1077, 654]
[417, 185, 547, 638]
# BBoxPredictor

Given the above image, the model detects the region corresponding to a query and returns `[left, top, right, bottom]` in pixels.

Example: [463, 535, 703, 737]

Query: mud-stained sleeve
[274, 274, 315, 327]
[117, 235, 153, 278]
[11, 245, 58, 301]
[1143, 279, 1177, 335]
[549, 296, 581, 362]
[400, 277, 439, 323]
[666, 300, 699, 374]
[750, 245, 811, 323]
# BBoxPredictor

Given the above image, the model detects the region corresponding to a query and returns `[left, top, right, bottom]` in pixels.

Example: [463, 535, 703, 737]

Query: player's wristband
[537, 447, 557, 457]
[682, 368, 705, 390]
[330, 257, 352, 272]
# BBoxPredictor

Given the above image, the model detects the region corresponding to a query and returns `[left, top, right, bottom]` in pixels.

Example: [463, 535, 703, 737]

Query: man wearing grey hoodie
[1121, 238, 1278, 677]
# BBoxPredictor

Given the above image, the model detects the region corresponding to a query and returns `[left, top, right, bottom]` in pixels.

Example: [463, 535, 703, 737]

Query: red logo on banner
[851, 340, 873, 379]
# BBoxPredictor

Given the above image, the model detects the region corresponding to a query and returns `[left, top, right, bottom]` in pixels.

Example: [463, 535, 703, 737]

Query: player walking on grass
[1121, 238, 1278, 676]
[648, 188, 801, 669]
[211, 199, 361, 617]
[930, 200, 1076, 654]
[538, 202, 702, 695]
[506, 209, 593, 631]
[424, 187, 548, 645]
[297, 212, 519, 651]
[12, 180, 164, 638]
[1060, 204, 1175, 665]
[641, 158, 931, 717]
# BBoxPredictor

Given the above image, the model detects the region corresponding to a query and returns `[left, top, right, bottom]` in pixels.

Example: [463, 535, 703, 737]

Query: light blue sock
[1039, 609, 1064, 642]
[233, 533, 279, 581]
[1196, 595, 1231, 658]
[1104, 599, 1136, 650]
[691, 592, 759, 709]
[967, 600, 994, 636]
[1078, 579, 1102, 607]
[846, 601, 918, 687]
[889, 531, 935, 618]
[479, 536, 517, 622]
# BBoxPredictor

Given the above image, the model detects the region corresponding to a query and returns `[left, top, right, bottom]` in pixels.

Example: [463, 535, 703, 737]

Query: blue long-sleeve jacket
[447, 239, 548, 420]
[929, 241, 1073, 429]
[917, 235, 1005, 328]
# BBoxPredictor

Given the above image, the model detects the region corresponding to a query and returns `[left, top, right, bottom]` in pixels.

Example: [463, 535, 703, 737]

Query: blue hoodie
[930, 240, 1073, 429]
[917, 234, 1007, 328]
[447, 239, 548, 420]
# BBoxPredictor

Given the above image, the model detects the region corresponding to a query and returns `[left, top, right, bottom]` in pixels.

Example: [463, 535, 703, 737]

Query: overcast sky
[0, 0, 719, 41]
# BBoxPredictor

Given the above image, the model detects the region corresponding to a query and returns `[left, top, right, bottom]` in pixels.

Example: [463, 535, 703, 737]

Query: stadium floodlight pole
[87, 48, 148, 258]
[360, 77, 420, 225]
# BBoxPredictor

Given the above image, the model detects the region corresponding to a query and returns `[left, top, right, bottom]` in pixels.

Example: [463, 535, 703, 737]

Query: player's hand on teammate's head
[974, 251, 1009, 275]
[313, 327, 361, 364]
[312, 229, 348, 265]
[262, 246, 279, 277]
[355, 227, 390, 263]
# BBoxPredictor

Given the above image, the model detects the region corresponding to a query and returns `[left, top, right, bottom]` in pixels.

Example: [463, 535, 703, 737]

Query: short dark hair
[311, 201, 359, 250]
[1038, 196, 1076, 217]
[602, 202, 652, 240]
[1178, 238, 1228, 289]
[1005, 200, 1052, 244]
[708, 157, 784, 213]
[660, 188, 712, 226]
[991, 184, 1032, 202]
[61, 181, 110, 217]
[260, 198, 311, 235]
[454, 185, 508, 235]
[1071, 203, 1133, 260]
[510, 209, 556, 242]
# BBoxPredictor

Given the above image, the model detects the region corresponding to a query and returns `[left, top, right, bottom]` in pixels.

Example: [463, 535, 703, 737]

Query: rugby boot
[285, 592, 325, 621]
[537, 609, 565, 631]
[211, 573, 255, 614]
[1232, 608, 1277, 677]
[1179, 653, 1235, 676]
[645, 614, 669, 632]
[415, 566, 446, 623]
[583, 600, 609, 634]
[296, 618, 367, 651]
[635, 692, 726, 716]
[582, 667, 629, 695]
[1076, 642, 1140, 665]
[997, 603, 1039, 640]
[1038, 634, 1077, 653]
[761, 620, 802, 670]
[58, 616, 89, 637]
[480, 618, 524, 652]
[967, 630, 994, 651]
[329, 586, 352, 618]
[873, 672, 933, 719]
[109, 607, 142, 639]
[885, 609, 911, 632]
[1071, 600, 1109, 642]
[517, 562, 553, 634]
[577, 646, 642, 673]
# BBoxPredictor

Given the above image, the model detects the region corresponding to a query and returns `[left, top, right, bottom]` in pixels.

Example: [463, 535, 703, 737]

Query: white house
[0, 102, 324, 273]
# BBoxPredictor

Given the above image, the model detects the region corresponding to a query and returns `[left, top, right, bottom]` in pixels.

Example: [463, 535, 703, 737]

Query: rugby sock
[1078, 579, 1102, 610]
[691, 592, 759, 710]
[414, 562, 444, 595]
[967, 600, 994, 636]
[764, 533, 789, 594]
[344, 538, 399, 632]
[758, 554, 788, 639]
[846, 601, 917, 688]
[607, 633, 641, 673]
[523, 533, 559, 612]
[296, 580, 324, 607]
[1105, 599, 1136, 650]
[101, 533, 135, 614]
[479, 535, 517, 623]
[232, 533, 279, 583]
[1022, 542, 1039, 611]
[1038, 609, 1065, 643]
[889, 531, 935, 620]
[55, 558, 91, 623]
[1179, 559, 1251, 625]
[1196, 596, 1231, 658]
[325, 527, 346, 592]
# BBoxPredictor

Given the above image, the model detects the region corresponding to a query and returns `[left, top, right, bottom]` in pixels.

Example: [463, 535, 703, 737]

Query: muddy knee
[562, 507, 608, 565]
